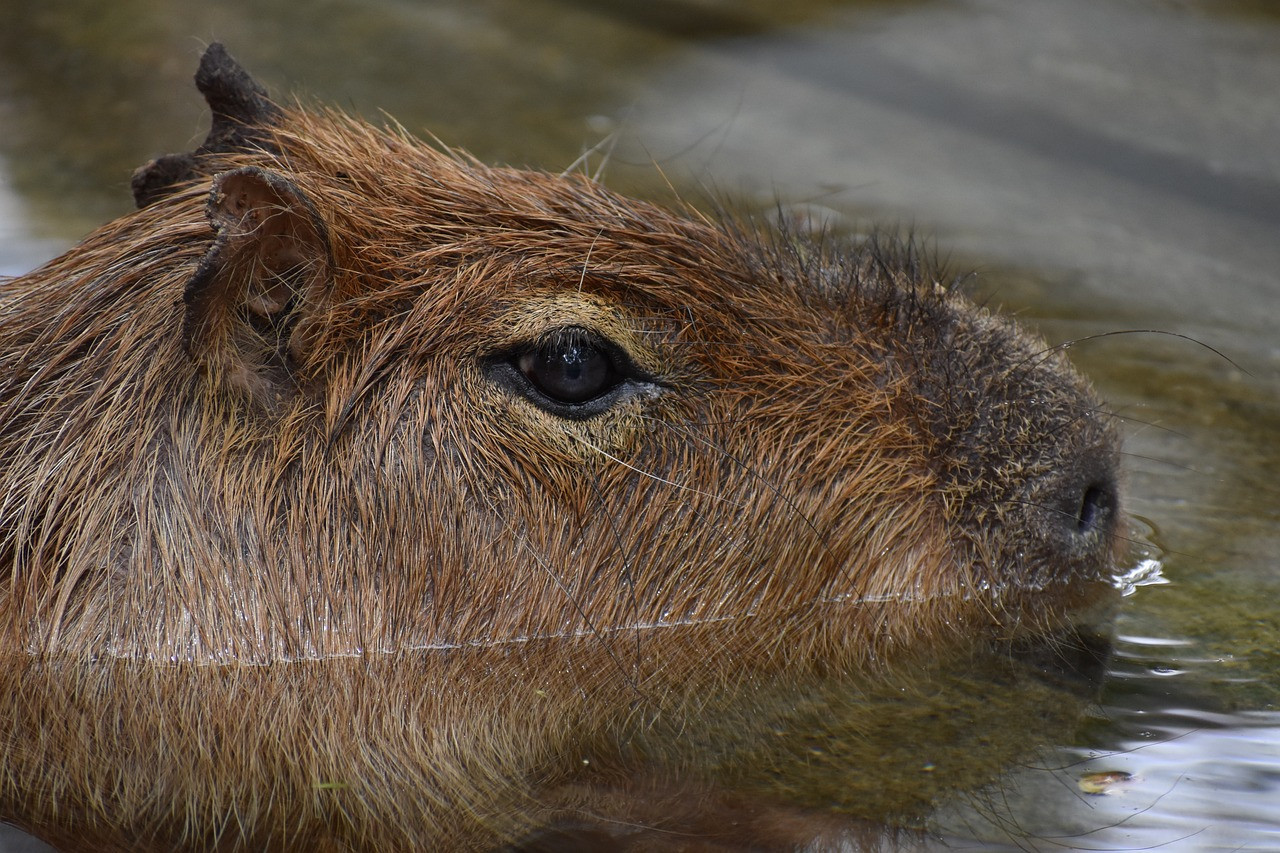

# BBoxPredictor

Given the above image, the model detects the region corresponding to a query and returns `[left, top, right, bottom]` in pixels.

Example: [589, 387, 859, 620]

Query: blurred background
[2, 0, 1278, 849]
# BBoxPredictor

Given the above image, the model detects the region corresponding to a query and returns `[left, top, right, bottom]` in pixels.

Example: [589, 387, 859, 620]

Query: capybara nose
[1045, 465, 1120, 566]
[1019, 443, 1123, 591]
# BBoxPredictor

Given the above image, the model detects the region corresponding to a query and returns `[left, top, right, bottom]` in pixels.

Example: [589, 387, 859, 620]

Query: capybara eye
[489, 327, 651, 419]
[517, 331, 620, 406]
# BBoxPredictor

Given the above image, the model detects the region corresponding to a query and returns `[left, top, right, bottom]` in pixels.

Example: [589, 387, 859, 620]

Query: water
[2, 0, 1277, 849]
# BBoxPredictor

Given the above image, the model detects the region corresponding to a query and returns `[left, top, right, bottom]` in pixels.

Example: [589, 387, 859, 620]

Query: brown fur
[0, 45, 1121, 850]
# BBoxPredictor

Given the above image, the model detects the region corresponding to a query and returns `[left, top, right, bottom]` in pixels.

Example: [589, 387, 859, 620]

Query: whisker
[582, 467, 646, 679]
[562, 433, 734, 505]
[511, 535, 642, 696]
[1025, 328, 1246, 376]
[646, 417, 851, 589]
[1118, 450, 1203, 475]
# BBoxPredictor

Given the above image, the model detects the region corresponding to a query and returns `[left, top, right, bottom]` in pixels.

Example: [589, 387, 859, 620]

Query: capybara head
[0, 44, 1122, 851]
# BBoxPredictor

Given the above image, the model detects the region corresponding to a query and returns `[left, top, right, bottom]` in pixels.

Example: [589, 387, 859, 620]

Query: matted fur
[0, 45, 1121, 850]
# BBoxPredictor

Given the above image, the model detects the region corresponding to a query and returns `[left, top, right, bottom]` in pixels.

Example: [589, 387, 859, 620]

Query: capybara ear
[131, 43, 281, 208]
[182, 166, 332, 404]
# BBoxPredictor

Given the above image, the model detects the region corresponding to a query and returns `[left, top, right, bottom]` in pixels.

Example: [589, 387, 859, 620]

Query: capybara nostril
[1075, 480, 1116, 538]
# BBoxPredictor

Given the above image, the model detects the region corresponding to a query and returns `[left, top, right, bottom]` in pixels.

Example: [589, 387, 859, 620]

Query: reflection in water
[501, 628, 1114, 849]
[934, 640, 1280, 852]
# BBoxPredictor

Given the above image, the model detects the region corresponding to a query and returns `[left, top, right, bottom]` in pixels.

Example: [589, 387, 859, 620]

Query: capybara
[0, 44, 1122, 851]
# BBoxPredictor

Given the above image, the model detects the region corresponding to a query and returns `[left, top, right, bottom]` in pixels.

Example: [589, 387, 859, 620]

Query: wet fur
[0, 46, 1120, 850]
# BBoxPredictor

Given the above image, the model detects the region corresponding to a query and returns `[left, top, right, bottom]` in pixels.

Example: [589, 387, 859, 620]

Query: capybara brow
[0, 43, 1122, 851]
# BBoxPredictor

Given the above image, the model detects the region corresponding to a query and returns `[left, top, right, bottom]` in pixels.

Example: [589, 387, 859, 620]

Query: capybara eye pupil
[517, 334, 619, 406]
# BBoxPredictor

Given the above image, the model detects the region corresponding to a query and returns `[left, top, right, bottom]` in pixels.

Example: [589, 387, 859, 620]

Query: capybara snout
[0, 44, 1122, 851]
